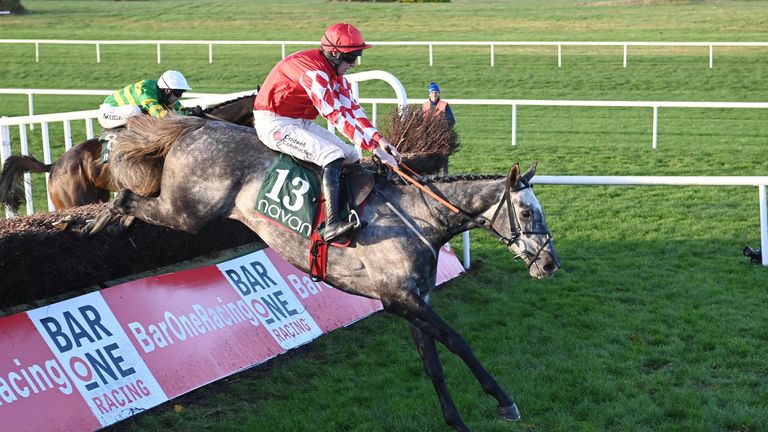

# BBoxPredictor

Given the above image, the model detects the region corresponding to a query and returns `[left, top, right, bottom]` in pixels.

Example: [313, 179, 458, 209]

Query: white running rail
[3, 39, 768, 68]
[5, 93, 767, 150]
[532, 175, 768, 267]
[358, 98, 768, 149]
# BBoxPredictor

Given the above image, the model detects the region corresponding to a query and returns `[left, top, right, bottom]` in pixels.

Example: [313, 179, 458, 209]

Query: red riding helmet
[320, 23, 372, 54]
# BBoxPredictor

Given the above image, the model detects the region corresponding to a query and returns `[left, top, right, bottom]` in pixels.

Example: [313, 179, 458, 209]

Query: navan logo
[27, 292, 167, 426]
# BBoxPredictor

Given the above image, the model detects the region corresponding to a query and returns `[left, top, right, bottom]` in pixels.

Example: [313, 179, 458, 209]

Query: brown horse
[0, 94, 258, 212]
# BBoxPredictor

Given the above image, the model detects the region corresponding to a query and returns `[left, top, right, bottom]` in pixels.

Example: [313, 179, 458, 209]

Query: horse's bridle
[385, 163, 553, 269]
[413, 175, 552, 269]
[480, 178, 553, 269]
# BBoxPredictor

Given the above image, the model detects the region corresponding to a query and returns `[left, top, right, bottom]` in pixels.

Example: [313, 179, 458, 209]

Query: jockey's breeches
[253, 110, 360, 168]
[97, 104, 142, 129]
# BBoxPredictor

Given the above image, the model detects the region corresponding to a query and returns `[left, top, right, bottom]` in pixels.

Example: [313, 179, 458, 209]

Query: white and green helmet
[158, 70, 191, 91]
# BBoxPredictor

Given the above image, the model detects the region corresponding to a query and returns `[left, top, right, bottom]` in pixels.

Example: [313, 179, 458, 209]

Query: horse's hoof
[51, 215, 73, 231]
[498, 403, 521, 421]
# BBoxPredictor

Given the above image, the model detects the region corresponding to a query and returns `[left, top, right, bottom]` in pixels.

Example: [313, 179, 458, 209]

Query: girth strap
[379, 193, 437, 262]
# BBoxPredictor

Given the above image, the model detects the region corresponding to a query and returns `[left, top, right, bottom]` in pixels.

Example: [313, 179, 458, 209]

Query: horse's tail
[110, 114, 207, 196]
[0, 155, 52, 211]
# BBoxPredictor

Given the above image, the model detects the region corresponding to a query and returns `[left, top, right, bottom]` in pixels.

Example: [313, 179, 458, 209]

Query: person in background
[252, 22, 401, 243]
[422, 82, 455, 127]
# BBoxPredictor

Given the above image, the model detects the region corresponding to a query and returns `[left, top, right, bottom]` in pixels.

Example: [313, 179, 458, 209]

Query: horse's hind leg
[384, 295, 520, 426]
[410, 325, 469, 432]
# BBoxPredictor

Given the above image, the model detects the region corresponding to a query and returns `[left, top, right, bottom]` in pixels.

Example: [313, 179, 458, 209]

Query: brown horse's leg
[48, 139, 110, 208]
[383, 294, 519, 428]
[410, 324, 470, 432]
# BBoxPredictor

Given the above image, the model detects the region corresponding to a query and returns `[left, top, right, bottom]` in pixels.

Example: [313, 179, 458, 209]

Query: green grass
[2, 1, 768, 431]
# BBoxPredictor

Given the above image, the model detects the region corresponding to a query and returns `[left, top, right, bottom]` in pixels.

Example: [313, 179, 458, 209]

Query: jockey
[422, 82, 455, 127]
[253, 22, 401, 243]
[97, 70, 193, 130]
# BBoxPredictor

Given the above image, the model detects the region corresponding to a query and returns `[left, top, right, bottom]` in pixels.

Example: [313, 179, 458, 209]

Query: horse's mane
[389, 173, 503, 186]
[203, 93, 257, 114]
[114, 114, 205, 160]
[110, 114, 207, 196]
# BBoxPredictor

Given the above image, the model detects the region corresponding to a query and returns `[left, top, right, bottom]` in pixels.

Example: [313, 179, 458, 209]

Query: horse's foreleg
[82, 207, 120, 237]
[384, 296, 520, 423]
[110, 189, 207, 234]
[410, 324, 469, 432]
[81, 207, 136, 238]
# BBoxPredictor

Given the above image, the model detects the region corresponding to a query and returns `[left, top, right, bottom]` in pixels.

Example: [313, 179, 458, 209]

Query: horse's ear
[522, 161, 538, 183]
[507, 163, 521, 185]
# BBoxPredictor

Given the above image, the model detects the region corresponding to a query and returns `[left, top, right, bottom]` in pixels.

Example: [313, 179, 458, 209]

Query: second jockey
[97, 70, 193, 129]
[96, 70, 196, 162]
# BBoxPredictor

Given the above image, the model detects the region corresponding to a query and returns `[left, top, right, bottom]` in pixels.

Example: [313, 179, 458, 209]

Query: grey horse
[86, 115, 560, 431]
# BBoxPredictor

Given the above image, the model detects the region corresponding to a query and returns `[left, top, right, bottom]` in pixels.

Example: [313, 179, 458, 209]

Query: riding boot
[321, 159, 357, 243]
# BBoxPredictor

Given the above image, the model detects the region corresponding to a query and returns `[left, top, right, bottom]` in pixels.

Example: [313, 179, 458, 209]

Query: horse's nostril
[543, 262, 556, 273]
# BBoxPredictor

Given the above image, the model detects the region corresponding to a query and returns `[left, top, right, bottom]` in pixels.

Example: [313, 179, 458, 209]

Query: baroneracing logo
[27, 292, 167, 427]
[217, 250, 323, 350]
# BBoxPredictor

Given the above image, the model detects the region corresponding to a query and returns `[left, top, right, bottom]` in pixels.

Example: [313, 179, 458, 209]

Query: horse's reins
[387, 161, 552, 268]
[202, 112, 227, 122]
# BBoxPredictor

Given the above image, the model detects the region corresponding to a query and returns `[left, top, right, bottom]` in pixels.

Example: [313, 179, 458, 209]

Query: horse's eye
[521, 210, 532, 219]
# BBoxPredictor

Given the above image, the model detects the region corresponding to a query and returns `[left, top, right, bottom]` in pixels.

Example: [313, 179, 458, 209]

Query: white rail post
[557, 44, 562, 68]
[511, 104, 517, 146]
[41, 122, 55, 211]
[652, 105, 659, 149]
[0, 123, 9, 162]
[156, 42, 161, 64]
[208, 43, 213, 64]
[281, 43, 286, 59]
[63, 120, 73, 150]
[86, 118, 95, 140]
[462, 231, 471, 269]
[35, 41, 39, 63]
[623, 44, 628, 68]
[760, 185, 768, 266]
[27, 93, 36, 131]
[96, 42, 101, 63]
[429, 43, 433, 67]
[709, 45, 714, 69]
[371, 102, 377, 127]
[490, 43, 495, 67]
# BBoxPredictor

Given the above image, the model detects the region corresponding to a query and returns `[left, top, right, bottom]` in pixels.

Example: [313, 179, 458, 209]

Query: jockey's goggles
[339, 50, 362, 64]
[170, 89, 185, 97]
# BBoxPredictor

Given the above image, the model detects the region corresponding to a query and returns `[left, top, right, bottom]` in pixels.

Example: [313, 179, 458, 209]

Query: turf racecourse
[2, 1, 768, 430]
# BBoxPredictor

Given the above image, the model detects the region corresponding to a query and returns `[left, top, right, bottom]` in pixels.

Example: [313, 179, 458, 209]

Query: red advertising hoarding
[0, 245, 464, 431]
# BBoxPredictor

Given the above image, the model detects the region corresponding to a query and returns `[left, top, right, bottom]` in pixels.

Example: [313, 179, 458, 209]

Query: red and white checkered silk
[300, 70, 381, 151]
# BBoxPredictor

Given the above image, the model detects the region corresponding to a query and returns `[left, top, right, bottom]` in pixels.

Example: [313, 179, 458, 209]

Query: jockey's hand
[378, 138, 402, 163]
[373, 146, 399, 169]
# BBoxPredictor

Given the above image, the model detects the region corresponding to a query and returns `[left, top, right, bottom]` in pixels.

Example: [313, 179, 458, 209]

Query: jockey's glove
[187, 105, 205, 118]
[378, 138, 402, 163]
[373, 146, 399, 169]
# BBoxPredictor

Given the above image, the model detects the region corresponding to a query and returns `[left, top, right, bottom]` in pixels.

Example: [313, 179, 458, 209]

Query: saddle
[98, 127, 125, 163]
[255, 154, 375, 238]
[255, 154, 376, 281]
